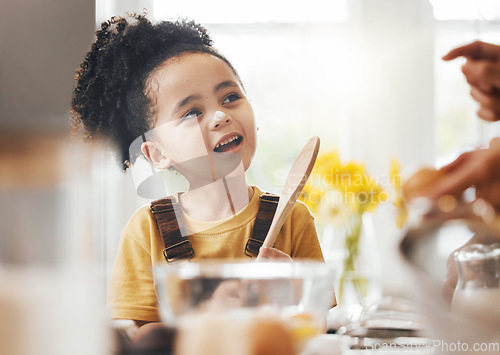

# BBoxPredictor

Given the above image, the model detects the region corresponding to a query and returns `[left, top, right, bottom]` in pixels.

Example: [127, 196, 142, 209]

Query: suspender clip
[150, 203, 175, 214]
[162, 240, 195, 264]
[244, 238, 265, 257]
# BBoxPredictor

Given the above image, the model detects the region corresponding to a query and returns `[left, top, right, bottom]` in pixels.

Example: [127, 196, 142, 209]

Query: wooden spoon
[261, 136, 320, 250]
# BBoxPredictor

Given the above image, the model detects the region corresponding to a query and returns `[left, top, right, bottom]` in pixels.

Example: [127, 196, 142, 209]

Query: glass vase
[322, 212, 382, 308]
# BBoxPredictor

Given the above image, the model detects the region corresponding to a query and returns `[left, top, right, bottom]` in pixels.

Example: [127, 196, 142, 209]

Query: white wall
[347, 0, 436, 170]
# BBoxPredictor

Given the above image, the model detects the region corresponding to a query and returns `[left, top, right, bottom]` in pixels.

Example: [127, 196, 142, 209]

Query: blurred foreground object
[336, 296, 430, 350]
[402, 138, 500, 212]
[176, 311, 295, 355]
[400, 198, 500, 354]
[452, 243, 500, 331]
[402, 167, 448, 202]
[155, 261, 336, 354]
[0, 133, 111, 355]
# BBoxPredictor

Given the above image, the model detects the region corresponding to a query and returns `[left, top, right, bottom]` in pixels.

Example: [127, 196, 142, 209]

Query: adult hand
[424, 138, 500, 210]
[442, 41, 500, 121]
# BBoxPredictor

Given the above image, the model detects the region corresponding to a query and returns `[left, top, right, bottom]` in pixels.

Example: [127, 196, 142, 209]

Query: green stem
[338, 209, 367, 304]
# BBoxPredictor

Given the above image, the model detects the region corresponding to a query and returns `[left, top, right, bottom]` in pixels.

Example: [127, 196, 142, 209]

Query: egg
[247, 315, 295, 355]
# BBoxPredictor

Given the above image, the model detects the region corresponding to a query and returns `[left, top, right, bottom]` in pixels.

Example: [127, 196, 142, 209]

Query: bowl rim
[153, 259, 335, 280]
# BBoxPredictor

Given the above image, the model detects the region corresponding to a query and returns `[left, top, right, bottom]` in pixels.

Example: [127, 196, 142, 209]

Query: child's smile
[213, 133, 243, 153]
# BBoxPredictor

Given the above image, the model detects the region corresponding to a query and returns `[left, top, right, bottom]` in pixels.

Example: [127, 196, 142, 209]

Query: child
[71, 14, 324, 329]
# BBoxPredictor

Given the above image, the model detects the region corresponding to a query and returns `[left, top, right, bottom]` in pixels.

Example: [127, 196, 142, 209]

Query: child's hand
[257, 247, 292, 262]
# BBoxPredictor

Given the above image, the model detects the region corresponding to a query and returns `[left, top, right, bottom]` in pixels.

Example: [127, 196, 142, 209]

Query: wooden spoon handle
[262, 136, 320, 249]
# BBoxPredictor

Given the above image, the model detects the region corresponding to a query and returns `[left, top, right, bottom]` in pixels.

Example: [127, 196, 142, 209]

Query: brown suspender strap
[152, 192, 279, 262]
[244, 193, 280, 257]
[150, 197, 195, 263]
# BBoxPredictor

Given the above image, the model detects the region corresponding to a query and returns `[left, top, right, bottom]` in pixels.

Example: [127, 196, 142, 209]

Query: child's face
[146, 53, 257, 176]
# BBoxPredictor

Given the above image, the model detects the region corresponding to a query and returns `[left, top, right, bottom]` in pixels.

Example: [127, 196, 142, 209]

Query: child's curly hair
[71, 14, 238, 170]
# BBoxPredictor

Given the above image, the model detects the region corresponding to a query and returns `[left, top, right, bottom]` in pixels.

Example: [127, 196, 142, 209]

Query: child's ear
[140, 141, 171, 170]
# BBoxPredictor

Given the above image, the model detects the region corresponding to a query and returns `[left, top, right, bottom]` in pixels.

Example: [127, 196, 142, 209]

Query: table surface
[302, 334, 436, 355]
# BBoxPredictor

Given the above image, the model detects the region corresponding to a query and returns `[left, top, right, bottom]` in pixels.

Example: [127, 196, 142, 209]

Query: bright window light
[153, 0, 349, 23]
[430, 0, 479, 20]
[477, 0, 500, 21]
[430, 0, 500, 21]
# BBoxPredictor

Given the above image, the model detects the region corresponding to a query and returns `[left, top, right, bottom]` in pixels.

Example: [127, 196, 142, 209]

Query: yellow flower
[389, 158, 408, 228]
[302, 151, 392, 304]
[390, 159, 403, 190]
[303, 151, 384, 219]
[313, 152, 341, 174]
[318, 190, 352, 226]
[299, 182, 323, 216]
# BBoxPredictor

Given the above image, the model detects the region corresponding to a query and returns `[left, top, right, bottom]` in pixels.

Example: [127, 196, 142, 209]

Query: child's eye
[222, 93, 241, 105]
[181, 109, 202, 121]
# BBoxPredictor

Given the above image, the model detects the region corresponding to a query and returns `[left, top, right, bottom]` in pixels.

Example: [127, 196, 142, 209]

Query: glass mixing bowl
[154, 261, 336, 324]
[154, 260, 337, 353]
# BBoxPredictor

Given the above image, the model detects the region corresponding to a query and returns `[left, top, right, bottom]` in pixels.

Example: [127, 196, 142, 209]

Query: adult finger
[442, 41, 500, 61]
[476, 179, 500, 211]
[436, 146, 500, 198]
[490, 137, 500, 148]
[424, 169, 476, 199]
[440, 150, 472, 173]
[462, 60, 500, 91]
[463, 76, 493, 93]
[462, 62, 493, 92]
[477, 107, 500, 122]
[423, 152, 489, 199]
[470, 87, 500, 112]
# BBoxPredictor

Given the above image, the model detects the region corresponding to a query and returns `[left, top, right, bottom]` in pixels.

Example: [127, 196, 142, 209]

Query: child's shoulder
[133, 203, 154, 218]
[124, 204, 156, 230]
[291, 199, 315, 220]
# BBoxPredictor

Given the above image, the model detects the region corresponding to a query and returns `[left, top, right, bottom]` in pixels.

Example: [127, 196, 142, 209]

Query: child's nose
[211, 111, 232, 128]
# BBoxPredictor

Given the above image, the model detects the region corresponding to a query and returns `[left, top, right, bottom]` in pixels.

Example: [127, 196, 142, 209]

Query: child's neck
[179, 174, 253, 222]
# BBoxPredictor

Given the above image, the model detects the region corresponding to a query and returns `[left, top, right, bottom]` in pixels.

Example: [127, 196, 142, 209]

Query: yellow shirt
[108, 186, 324, 322]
